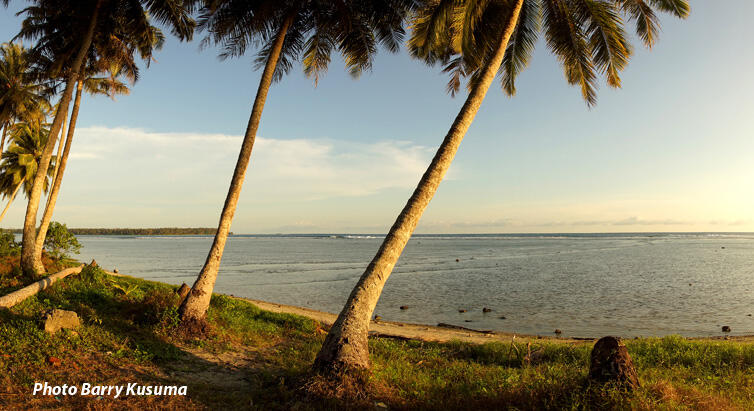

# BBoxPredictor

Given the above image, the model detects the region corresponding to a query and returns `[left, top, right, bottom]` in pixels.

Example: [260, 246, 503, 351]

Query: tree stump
[588, 336, 639, 389]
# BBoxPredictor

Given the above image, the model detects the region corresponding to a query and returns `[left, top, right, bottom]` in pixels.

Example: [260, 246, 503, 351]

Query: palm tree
[0, 42, 50, 153]
[33, 62, 132, 263]
[9, 0, 194, 275]
[178, 0, 415, 325]
[0, 120, 55, 223]
[314, 0, 690, 374]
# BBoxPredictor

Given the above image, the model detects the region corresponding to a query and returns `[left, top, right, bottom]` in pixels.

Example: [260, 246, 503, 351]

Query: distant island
[8, 228, 229, 236]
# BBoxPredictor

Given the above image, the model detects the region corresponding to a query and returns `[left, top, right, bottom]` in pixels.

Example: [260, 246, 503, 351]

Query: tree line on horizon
[0, 0, 689, 378]
[6, 227, 226, 235]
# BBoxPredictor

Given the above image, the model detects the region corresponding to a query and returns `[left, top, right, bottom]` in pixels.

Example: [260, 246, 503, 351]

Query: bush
[43, 221, 81, 261]
[0, 229, 20, 257]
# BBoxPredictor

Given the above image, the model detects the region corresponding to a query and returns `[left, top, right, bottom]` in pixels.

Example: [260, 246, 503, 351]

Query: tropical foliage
[42, 221, 81, 260]
[0, 42, 50, 152]
[9, 0, 195, 275]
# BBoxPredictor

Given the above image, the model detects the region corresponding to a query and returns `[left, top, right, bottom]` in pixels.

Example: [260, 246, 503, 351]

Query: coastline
[236, 296, 754, 344]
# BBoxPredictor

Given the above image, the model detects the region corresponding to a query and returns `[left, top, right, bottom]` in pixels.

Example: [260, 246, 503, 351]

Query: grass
[0, 263, 752, 410]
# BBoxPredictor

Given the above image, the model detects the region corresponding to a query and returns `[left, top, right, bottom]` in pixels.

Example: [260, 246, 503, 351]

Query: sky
[1, 2, 753, 234]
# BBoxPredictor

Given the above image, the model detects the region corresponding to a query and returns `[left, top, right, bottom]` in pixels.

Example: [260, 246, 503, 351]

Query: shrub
[139, 288, 180, 329]
[43, 221, 81, 261]
[0, 229, 19, 257]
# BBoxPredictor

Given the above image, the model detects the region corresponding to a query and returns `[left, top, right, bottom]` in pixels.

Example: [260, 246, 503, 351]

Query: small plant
[0, 229, 20, 257]
[43, 221, 81, 261]
[110, 280, 139, 297]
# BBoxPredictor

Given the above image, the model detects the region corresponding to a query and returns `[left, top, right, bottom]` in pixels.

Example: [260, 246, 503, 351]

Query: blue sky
[1, 2, 753, 233]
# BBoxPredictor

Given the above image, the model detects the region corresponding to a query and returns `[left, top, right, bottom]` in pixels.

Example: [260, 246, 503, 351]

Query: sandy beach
[239, 297, 754, 344]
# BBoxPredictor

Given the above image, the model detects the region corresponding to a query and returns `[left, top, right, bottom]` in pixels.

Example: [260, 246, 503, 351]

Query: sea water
[76, 233, 754, 337]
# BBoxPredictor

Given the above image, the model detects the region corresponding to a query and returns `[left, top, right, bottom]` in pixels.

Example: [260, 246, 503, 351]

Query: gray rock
[43, 309, 80, 334]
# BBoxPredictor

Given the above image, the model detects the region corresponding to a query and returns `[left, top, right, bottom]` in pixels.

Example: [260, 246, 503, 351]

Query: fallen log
[0, 264, 85, 309]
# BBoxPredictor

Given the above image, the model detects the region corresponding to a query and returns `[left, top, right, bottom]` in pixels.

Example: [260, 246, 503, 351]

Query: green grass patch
[0, 263, 752, 410]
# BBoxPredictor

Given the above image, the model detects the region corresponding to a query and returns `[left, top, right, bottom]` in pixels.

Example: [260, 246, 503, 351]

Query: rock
[748, 314, 752, 317]
[482, 307, 492, 313]
[721, 246, 725, 249]
[498, 316, 507, 320]
[554, 329, 563, 335]
[176, 283, 191, 303]
[43, 309, 80, 334]
[588, 336, 639, 389]
[722, 326, 731, 332]
[400, 305, 409, 310]
[464, 320, 473, 323]
[458, 309, 467, 313]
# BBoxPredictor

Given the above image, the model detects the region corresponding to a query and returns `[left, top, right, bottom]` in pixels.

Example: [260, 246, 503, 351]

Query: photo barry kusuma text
[32, 382, 188, 398]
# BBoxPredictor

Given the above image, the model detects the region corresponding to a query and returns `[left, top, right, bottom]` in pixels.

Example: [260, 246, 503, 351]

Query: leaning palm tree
[0, 42, 50, 153]
[9, 0, 194, 275]
[0, 120, 55, 223]
[314, 0, 690, 374]
[33, 62, 132, 264]
[31, 22, 149, 263]
[178, 0, 415, 325]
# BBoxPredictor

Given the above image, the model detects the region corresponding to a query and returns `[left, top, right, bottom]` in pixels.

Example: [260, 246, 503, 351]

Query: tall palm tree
[33, 62, 132, 262]
[0, 119, 55, 223]
[178, 0, 415, 324]
[314, 0, 690, 374]
[0, 42, 50, 153]
[10, 0, 194, 275]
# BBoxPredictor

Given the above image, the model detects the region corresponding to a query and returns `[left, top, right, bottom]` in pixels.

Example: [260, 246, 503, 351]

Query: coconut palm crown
[410, 0, 689, 103]
[0, 42, 51, 152]
[0, 120, 55, 198]
[197, 0, 415, 83]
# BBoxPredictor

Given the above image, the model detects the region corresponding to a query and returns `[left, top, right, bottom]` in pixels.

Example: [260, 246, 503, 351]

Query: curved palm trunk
[313, 0, 525, 373]
[20, 0, 101, 276]
[0, 180, 24, 223]
[34, 81, 82, 258]
[178, 14, 295, 323]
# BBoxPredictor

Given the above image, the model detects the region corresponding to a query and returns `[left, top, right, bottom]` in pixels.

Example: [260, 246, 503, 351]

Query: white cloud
[67, 126, 435, 202]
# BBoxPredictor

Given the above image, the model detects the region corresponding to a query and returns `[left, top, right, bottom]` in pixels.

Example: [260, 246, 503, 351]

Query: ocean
[75, 233, 754, 338]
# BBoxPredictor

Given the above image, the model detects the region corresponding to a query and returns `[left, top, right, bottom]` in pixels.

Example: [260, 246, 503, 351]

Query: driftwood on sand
[0, 264, 85, 309]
